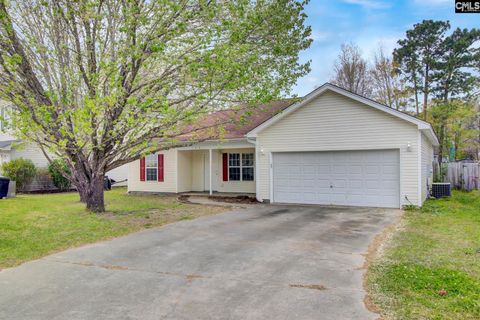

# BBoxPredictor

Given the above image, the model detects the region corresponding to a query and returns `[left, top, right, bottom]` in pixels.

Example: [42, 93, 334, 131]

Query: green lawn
[0, 188, 225, 269]
[367, 191, 480, 320]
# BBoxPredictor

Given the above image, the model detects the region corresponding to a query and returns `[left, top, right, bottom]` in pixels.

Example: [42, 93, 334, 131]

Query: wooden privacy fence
[442, 162, 480, 191]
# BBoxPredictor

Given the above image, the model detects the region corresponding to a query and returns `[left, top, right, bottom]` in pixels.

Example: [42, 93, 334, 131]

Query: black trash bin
[0, 177, 10, 199]
[104, 176, 112, 191]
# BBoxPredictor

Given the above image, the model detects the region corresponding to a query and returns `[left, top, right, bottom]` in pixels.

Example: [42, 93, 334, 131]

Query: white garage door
[272, 150, 400, 208]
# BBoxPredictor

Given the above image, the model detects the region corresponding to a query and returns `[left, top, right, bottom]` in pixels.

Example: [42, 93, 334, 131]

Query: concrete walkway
[0, 205, 401, 320]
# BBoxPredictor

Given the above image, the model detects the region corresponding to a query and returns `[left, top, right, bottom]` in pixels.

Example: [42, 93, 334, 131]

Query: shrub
[0, 158, 36, 192]
[48, 159, 71, 191]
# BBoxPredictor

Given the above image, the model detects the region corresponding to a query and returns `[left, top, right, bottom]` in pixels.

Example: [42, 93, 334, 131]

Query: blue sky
[292, 0, 480, 96]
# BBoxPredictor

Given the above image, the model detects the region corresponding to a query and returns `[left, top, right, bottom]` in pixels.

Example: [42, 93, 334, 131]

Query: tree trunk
[78, 175, 105, 212]
[87, 176, 105, 212]
[438, 124, 445, 168]
[423, 65, 429, 120]
[78, 188, 87, 203]
[413, 75, 419, 117]
[454, 132, 460, 161]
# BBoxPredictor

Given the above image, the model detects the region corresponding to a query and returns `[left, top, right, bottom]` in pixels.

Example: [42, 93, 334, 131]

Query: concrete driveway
[0, 205, 400, 320]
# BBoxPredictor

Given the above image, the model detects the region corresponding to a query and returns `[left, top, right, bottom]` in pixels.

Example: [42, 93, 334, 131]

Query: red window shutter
[140, 157, 146, 181]
[222, 153, 228, 181]
[158, 154, 164, 182]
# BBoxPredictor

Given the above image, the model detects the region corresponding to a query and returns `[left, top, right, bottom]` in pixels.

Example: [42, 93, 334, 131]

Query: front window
[145, 154, 158, 181]
[228, 153, 254, 181]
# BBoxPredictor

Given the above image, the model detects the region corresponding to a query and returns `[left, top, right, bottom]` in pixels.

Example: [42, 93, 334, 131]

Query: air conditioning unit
[431, 183, 451, 198]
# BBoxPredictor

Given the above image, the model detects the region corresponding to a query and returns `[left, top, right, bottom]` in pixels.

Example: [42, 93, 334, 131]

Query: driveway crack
[42, 257, 366, 292]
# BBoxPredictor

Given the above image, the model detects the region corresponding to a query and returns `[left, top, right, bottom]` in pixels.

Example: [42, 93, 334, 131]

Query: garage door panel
[349, 180, 363, 190]
[383, 164, 397, 174]
[382, 179, 398, 190]
[332, 179, 346, 189]
[331, 193, 347, 203]
[302, 192, 317, 202]
[316, 165, 331, 174]
[316, 179, 331, 187]
[302, 153, 319, 162]
[381, 153, 399, 163]
[302, 165, 316, 175]
[289, 166, 302, 175]
[348, 193, 364, 201]
[365, 165, 380, 174]
[349, 165, 362, 174]
[348, 153, 363, 162]
[333, 165, 348, 174]
[273, 150, 400, 208]
[382, 195, 398, 204]
[290, 179, 304, 188]
[364, 179, 381, 189]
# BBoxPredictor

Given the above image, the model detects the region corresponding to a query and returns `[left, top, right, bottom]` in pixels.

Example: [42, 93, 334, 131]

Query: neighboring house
[0, 103, 128, 186]
[128, 83, 439, 208]
[0, 135, 51, 169]
[1, 103, 51, 171]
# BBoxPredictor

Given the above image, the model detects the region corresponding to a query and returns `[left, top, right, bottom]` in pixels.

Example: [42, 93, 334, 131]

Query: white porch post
[209, 148, 213, 195]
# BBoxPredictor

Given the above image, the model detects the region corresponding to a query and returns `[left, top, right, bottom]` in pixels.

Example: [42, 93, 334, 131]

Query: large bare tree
[370, 46, 409, 110]
[331, 43, 371, 96]
[0, 0, 311, 211]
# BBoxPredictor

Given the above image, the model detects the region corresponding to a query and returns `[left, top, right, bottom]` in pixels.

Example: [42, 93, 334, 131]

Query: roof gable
[246, 83, 439, 146]
[0, 140, 15, 150]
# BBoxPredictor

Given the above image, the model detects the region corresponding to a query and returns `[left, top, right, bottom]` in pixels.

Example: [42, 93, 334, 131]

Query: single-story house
[128, 83, 439, 208]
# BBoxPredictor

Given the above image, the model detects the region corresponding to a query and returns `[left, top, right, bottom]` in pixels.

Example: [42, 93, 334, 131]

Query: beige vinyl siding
[421, 132, 434, 203]
[10, 143, 51, 168]
[128, 149, 177, 193]
[256, 91, 421, 206]
[177, 150, 193, 193]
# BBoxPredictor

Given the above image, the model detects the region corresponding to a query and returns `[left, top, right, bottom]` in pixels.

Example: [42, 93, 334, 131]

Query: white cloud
[342, 0, 391, 9]
[304, 76, 320, 84]
[310, 31, 331, 43]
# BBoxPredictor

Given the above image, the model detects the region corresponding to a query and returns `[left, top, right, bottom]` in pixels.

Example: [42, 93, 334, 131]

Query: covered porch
[176, 140, 256, 195]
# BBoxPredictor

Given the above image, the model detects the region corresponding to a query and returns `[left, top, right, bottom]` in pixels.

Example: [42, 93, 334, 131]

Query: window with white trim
[228, 153, 254, 181]
[145, 154, 158, 181]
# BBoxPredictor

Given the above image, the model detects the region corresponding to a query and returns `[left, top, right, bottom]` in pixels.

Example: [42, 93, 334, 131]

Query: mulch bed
[208, 195, 258, 204]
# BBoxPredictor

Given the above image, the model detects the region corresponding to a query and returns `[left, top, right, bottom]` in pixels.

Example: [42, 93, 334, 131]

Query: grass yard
[0, 188, 226, 269]
[367, 191, 480, 320]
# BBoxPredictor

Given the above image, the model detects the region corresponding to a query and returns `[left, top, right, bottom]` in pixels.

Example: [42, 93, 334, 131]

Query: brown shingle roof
[178, 99, 296, 141]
